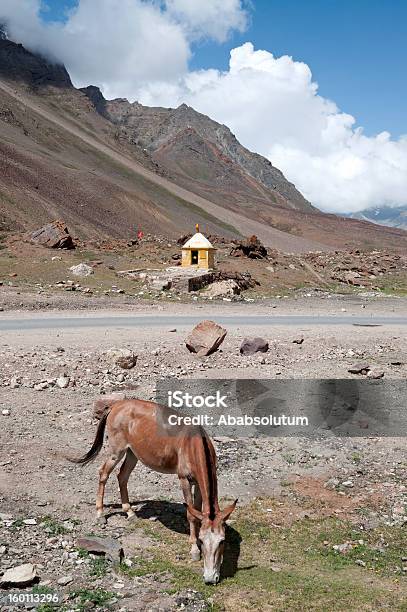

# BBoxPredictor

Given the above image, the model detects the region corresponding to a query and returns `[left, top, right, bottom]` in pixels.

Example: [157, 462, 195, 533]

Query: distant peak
[0, 23, 8, 40]
[80, 85, 108, 116]
[177, 103, 190, 110]
[0, 34, 73, 88]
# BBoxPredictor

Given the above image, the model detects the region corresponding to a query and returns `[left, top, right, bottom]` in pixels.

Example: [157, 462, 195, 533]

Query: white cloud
[165, 0, 248, 42]
[0, 0, 248, 97]
[137, 43, 407, 213]
[1, 2, 406, 213]
[0, 0, 191, 97]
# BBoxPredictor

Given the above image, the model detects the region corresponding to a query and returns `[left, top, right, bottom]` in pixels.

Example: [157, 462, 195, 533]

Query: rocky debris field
[1, 231, 407, 312]
[0, 305, 407, 609]
[303, 249, 407, 289]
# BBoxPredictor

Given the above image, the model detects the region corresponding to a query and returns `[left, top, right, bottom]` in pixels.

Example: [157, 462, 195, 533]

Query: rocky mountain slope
[0, 32, 407, 252]
[81, 86, 313, 213]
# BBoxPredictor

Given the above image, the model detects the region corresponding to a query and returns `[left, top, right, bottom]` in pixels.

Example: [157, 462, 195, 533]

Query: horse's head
[187, 500, 237, 584]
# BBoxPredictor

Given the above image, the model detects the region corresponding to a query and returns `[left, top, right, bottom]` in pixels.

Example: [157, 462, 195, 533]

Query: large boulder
[240, 337, 269, 356]
[76, 536, 124, 562]
[186, 320, 227, 357]
[29, 220, 74, 249]
[0, 563, 37, 587]
[230, 235, 267, 259]
[69, 263, 94, 277]
[204, 279, 240, 299]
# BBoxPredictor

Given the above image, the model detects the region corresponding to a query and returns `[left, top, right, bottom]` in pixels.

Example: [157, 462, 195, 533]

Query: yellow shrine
[181, 225, 216, 269]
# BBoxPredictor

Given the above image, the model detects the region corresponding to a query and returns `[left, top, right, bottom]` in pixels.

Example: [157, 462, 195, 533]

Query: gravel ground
[0, 296, 406, 610]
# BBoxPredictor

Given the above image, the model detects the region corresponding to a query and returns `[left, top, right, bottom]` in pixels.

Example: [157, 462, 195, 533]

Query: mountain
[81, 88, 314, 214]
[0, 30, 72, 89]
[347, 205, 407, 231]
[0, 34, 407, 252]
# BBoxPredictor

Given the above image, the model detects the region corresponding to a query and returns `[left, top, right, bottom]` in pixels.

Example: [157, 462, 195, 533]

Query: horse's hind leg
[96, 449, 125, 522]
[118, 448, 138, 518]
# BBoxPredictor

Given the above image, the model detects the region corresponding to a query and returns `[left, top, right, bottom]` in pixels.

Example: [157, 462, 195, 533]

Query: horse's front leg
[179, 476, 201, 561]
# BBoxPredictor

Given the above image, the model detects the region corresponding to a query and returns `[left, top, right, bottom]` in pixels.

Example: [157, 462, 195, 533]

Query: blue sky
[39, 0, 406, 138]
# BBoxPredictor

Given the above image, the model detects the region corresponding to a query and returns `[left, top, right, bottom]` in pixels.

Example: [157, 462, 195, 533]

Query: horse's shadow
[105, 499, 242, 580]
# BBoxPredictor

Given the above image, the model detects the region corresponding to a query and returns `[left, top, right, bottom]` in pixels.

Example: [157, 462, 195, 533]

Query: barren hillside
[1, 33, 407, 252]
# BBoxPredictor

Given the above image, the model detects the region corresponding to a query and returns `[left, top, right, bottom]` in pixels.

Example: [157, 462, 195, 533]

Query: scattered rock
[69, 263, 94, 277]
[240, 337, 269, 356]
[341, 480, 354, 488]
[29, 220, 74, 249]
[106, 348, 137, 369]
[34, 381, 49, 391]
[292, 337, 304, 345]
[10, 376, 20, 388]
[149, 278, 172, 291]
[204, 279, 240, 299]
[57, 575, 73, 586]
[174, 589, 209, 612]
[76, 536, 124, 562]
[333, 542, 353, 554]
[56, 376, 70, 389]
[185, 320, 227, 357]
[2, 409, 10, 416]
[348, 362, 370, 375]
[367, 369, 384, 379]
[0, 563, 37, 587]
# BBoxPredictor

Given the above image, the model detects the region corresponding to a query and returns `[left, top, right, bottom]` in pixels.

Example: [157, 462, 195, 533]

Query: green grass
[9, 518, 24, 531]
[88, 555, 110, 578]
[69, 588, 116, 611]
[39, 515, 69, 536]
[117, 499, 407, 611]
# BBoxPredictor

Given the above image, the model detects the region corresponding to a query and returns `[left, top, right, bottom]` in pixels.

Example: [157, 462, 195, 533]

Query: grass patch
[69, 588, 116, 611]
[88, 555, 110, 578]
[9, 518, 24, 531]
[120, 498, 407, 611]
[39, 515, 69, 536]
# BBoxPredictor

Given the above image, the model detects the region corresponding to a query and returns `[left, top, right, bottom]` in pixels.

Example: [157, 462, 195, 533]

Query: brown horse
[71, 396, 237, 584]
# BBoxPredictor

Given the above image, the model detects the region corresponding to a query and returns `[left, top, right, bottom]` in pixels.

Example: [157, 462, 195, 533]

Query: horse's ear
[218, 499, 238, 522]
[185, 503, 204, 521]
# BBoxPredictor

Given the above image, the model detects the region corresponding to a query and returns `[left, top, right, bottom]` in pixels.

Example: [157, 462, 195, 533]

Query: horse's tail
[69, 412, 108, 465]
[69, 394, 122, 465]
